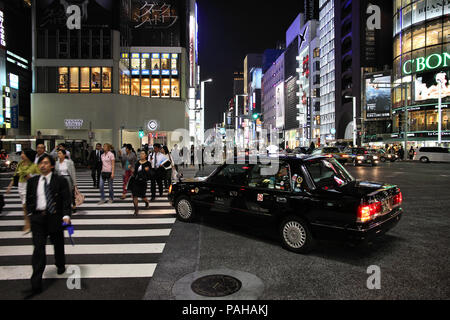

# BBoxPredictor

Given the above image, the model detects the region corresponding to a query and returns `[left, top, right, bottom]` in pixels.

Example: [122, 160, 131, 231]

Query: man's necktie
[154, 153, 157, 168]
[44, 177, 56, 214]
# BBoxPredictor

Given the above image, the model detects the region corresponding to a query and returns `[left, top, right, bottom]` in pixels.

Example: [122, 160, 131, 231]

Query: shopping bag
[74, 187, 85, 207]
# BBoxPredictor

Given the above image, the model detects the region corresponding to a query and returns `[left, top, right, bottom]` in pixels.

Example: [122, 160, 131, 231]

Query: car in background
[293, 147, 310, 155]
[168, 156, 403, 254]
[344, 148, 379, 167]
[311, 147, 351, 164]
[414, 147, 450, 163]
[370, 149, 398, 162]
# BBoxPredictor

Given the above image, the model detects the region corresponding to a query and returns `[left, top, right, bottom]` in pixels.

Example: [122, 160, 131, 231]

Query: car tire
[420, 157, 430, 164]
[279, 216, 315, 254]
[175, 196, 196, 222]
[380, 157, 386, 163]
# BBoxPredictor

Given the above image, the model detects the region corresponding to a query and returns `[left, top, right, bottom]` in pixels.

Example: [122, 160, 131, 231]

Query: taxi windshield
[305, 158, 355, 188]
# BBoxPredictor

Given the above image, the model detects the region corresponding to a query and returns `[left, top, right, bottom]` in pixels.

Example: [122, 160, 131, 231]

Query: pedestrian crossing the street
[0, 171, 177, 294]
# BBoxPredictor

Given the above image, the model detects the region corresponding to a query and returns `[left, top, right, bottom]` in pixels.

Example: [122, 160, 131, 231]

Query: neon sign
[0, 10, 5, 47]
[403, 52, 450, 74]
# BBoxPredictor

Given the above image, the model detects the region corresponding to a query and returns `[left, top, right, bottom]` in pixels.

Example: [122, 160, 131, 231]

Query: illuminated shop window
[91, 67, 101, 93]
[152, 53, 160, 70]
[171, 78, 180, 98]
[101, 67, 111, 92]
[141, 53, 151, 73]
[141, 78, 150, 97]
[151, 78, 160, 97]
[412, 25, 426, 50]
[131, 78, 140, 96]
[131, 53, 140, 74]
[70, 67, 79, 93]
[121, 53, 129, 69]
[80, 67, 90, 93]
[426, 20, 443, 48]
[161, 53, 170, 70]
[162, 78, 171, 98]
[120, 70, 130, 95]
[58, 67, 68, 93]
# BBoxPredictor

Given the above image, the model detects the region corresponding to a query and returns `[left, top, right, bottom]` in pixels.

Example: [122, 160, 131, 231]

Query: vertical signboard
[10, 88, 18, 129]
[275, 83, 285, 129]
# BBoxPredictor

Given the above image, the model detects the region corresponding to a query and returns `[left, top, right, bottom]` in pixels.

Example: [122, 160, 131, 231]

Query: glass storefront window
[395, 0, 402, 12]
[131, 78, 140, 96]
[120, 53, 129, 69]
[426, 110, 438, 131]
[151, 78, 160, 97]
[402, 29, 412, 53]
[120, 71, 130, 95]
[58, 67, 68, 93]
[152, 54, 160, 70]
[131, 53, 140, 73]
[161, 54, 170, 70]
[413, 25, 426, 50]
[141, 78, 150, 97]
[161, 79, 171, 98]
[171, 79, 180, 98]
[394, 36, 401, 58]
[80, 67, 90, 93]
[426, 44, 442, 57]
[426, 20, 443, 47]
[402, 4, 412, 30]
[91, 67, 101, 93]
[141, 53, 151, 72]
[102, 67, 112, 92]
[70, 67, 79, 93]
[409, 110, 426, 132]
[412, 0, 425, 25]
[444, 17, 450, 44]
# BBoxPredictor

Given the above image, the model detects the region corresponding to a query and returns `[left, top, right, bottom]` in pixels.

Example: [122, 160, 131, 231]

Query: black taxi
[168, 155, 403, 254]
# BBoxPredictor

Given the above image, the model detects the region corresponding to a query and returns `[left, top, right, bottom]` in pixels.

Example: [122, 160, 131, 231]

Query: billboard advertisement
[275, 83, 285, 129]
[365, 75, 391, 119]
[415, 70, 450, 102]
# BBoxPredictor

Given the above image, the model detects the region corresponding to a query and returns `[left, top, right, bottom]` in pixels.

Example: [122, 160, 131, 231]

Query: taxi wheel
[10, 162, 18, 171]
[175, 196, 196, 222]
[280, 216, 315, 254]
[380, 157, 386, 163]
[420, 157, 429, 163]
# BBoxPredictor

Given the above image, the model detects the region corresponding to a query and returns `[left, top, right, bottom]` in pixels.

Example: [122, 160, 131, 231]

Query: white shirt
[149, 152, 169, 168]
[36, 172, 70, 220]
[34, 153, 45, 164]
[58, 159, 69, 176]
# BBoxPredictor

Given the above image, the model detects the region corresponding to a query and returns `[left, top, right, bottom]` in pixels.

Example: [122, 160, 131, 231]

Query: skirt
[18, 182, 27, 205]
[130, 177, 148, 198]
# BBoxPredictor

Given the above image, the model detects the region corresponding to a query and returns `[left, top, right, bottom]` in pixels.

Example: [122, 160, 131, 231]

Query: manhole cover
[191, 275, 242, 297]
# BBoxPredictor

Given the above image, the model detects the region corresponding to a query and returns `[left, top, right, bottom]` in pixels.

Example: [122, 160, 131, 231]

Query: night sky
[197, 0, 306, 129]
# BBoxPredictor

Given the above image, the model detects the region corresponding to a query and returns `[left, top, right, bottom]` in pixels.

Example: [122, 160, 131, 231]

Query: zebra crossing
[0, 171, 177, 294]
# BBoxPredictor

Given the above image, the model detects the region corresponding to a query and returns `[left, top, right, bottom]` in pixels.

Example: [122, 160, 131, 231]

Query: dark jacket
[26, 173, 72, 233]
[88, 149, 103, 168]
[134, 161, 152, 181]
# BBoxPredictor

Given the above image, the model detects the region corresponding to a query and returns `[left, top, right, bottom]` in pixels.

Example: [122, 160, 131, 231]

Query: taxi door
[239, 163, 292, 219]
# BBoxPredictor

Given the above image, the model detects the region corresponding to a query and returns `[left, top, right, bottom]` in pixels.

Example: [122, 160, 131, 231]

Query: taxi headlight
[5, 161, 10, 165]
[357, 156, 364, 160]
[373, 156, 378, 160]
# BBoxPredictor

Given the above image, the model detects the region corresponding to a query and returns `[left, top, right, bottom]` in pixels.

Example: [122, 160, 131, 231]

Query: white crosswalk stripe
[0, 170, 177, 285]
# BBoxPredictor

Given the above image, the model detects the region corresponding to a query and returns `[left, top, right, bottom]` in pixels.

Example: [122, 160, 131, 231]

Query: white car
[414, 147, 450, 163]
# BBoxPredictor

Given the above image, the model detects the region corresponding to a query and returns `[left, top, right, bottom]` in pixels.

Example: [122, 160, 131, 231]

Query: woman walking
[98, 143, 116, 205]
[161, 146, 174, 190]
[130, 151, 151, 216]
[6, 149, 40, 234]
[55, 149, 78, 212]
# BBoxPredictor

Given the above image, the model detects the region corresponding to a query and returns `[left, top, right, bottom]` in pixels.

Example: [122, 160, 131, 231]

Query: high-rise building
[391, 0, 450, 147]
[31, 0, 198, 151]
[0, 0, 32, 138]
[319, 0, 336, 144]
[319, 0, 393, 146]
[262, 53, 285, 133]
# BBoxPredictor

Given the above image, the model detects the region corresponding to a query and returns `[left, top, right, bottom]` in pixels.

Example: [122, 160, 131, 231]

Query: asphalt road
[1, 162, 449, 300]
[145, 161, 450, 300]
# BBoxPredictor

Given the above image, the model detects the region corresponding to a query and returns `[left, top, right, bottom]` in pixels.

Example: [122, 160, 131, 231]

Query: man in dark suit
[88, 143, 103, 188]
[25, 154, 72, 298]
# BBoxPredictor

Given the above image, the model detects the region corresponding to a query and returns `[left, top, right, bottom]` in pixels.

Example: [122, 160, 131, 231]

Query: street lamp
[436, 72, 446, 146]
[345, 96, 357, 147]
[200, 79, 213, 144]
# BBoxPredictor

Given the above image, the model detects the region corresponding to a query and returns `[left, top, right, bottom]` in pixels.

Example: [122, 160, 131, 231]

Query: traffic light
[139, 129, 145, 139]
[252, 113, 260, 120]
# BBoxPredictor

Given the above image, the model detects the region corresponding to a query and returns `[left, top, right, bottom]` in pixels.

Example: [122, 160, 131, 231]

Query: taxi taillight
[168, 185, 173, 194]
[393, 192, 403, 206]
[357, 202, 382, 223]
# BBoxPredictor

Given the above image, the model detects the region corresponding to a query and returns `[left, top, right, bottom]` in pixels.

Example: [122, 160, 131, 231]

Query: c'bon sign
[403, 52, 450, 75]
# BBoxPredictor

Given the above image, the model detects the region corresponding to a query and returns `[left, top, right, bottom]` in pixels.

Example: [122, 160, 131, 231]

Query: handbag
[74, 187, 85, 207]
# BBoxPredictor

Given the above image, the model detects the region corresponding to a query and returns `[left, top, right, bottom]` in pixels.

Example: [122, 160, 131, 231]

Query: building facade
[391, 0, 450, 147]
[31, 0, 198, 151]
[262, 52, 285, 133]
[0, 0, 32, 138]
